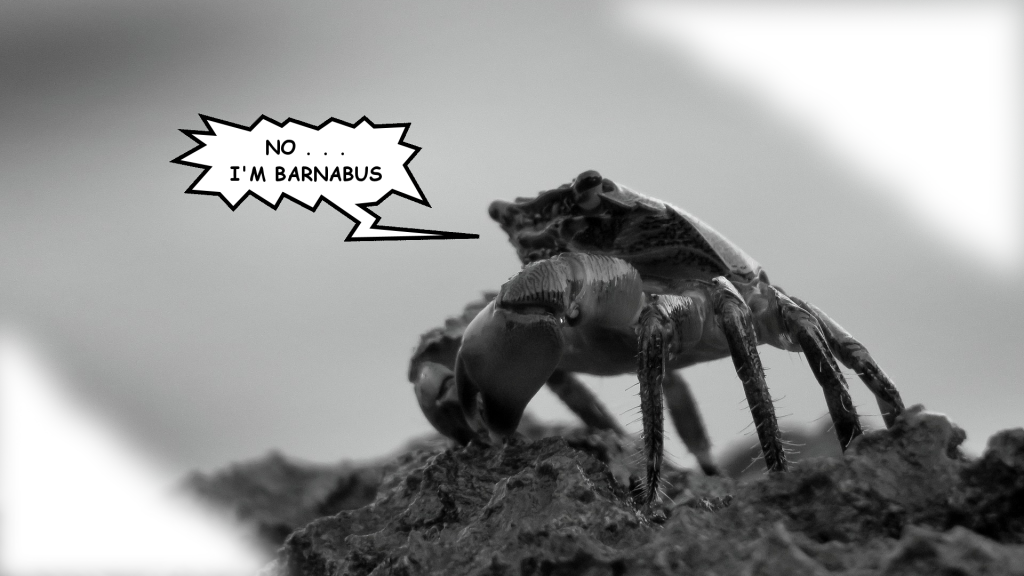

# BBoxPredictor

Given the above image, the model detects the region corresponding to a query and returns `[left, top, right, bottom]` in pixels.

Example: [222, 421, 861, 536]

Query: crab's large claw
[455, 301, 563, 438]
[455, 253, 643, 440]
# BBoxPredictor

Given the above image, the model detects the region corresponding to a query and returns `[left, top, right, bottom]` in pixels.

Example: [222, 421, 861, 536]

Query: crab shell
[488, 170, 766, 287]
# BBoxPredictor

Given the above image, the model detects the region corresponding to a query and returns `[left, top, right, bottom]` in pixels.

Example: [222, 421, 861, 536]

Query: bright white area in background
[621, 1, 1023, 273]
[0, 331, 266, 575]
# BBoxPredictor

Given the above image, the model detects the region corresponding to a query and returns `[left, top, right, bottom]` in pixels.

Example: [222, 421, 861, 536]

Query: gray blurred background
[1, 0, 1021, 476]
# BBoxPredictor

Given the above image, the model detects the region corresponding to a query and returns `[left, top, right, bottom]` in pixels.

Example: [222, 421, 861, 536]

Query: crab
[410, 292, 633, 445]
[410, 170, 906, 508]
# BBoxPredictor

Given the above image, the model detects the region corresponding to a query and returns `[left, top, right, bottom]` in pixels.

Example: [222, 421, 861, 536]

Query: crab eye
[488, 200, 516, 225]
[573, 170, 603, 212]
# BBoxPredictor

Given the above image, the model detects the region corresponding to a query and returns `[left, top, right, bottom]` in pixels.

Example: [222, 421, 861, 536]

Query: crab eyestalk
[573, 169, 604, 211]
[455, 301, 564, 438]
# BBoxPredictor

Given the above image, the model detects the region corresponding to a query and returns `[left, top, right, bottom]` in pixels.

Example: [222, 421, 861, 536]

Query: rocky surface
[192, 407, 1024, 575]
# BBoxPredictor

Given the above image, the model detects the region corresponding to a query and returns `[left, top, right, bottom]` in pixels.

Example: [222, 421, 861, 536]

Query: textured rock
[194, 407, 1024, 575]
[955, 428, 1024, 543]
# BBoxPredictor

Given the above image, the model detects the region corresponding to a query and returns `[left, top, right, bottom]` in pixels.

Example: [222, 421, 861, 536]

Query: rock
[955, 428, 1024, 542]
[277, 435, 643, 576]
[745, 523, 831, 576]
[184, 450, 391, 550]
[191, 408, 1024, 575]
[880, 526, 1024, 576]
[739, 406, 967, 542]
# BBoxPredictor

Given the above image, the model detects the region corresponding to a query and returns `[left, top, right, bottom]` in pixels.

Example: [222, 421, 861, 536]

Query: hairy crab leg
[772, 288, 863, 449]
[789, 297, 905, 428]
[546, 370, 627, 436]
[637, 282, 786, 507]
[709, 279, 788, 474]
[663, 371, 719, 476]
[636, 301, 669, 507]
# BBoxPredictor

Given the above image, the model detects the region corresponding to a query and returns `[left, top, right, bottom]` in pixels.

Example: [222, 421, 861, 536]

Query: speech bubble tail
[333, 201, 478, 241]
[350, 226, 479, 241]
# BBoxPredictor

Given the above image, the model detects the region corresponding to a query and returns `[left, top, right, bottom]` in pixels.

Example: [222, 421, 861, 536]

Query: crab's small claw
[456, 301, 564, 439]
[413, 361, 479, 445]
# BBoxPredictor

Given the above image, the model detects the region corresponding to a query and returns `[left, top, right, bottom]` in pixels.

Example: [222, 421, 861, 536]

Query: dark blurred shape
[184, 451, 388, 552]
[956, 428, 1024, 542]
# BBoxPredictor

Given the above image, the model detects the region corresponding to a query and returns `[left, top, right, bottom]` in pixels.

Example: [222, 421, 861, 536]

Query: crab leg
[636, 282, 786, 506]
[546, 370, 627, 435]
[636, 300, 669, 506]
[790, 297, 905, 428]
[709, 279, 788, 474]
[663, 371, 719, 476]
[772, 289, 863, 449]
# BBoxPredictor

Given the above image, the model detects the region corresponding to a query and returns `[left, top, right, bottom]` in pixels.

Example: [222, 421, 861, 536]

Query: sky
[1, 0, 1022, 489]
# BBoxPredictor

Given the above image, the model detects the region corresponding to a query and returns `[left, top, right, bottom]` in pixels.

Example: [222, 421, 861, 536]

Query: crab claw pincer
[455, 300, 564, 439]
[413, 362, 479, 445]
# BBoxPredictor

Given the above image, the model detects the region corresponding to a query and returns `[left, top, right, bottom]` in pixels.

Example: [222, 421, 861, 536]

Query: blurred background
[1, 1, 1022, 568]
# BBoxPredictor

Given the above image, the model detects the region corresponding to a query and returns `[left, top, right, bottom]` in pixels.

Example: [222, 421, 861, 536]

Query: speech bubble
[172, 115, 478, 240]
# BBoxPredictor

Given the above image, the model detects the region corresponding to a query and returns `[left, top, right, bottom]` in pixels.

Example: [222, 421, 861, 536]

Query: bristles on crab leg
[636, 301, 669, 508]
[711, 279, 788, 473]
[790, 297, 905, 428]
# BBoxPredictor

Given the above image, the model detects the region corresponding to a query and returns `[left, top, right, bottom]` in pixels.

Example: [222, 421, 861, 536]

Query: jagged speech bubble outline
[172, 115, 478, 241]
